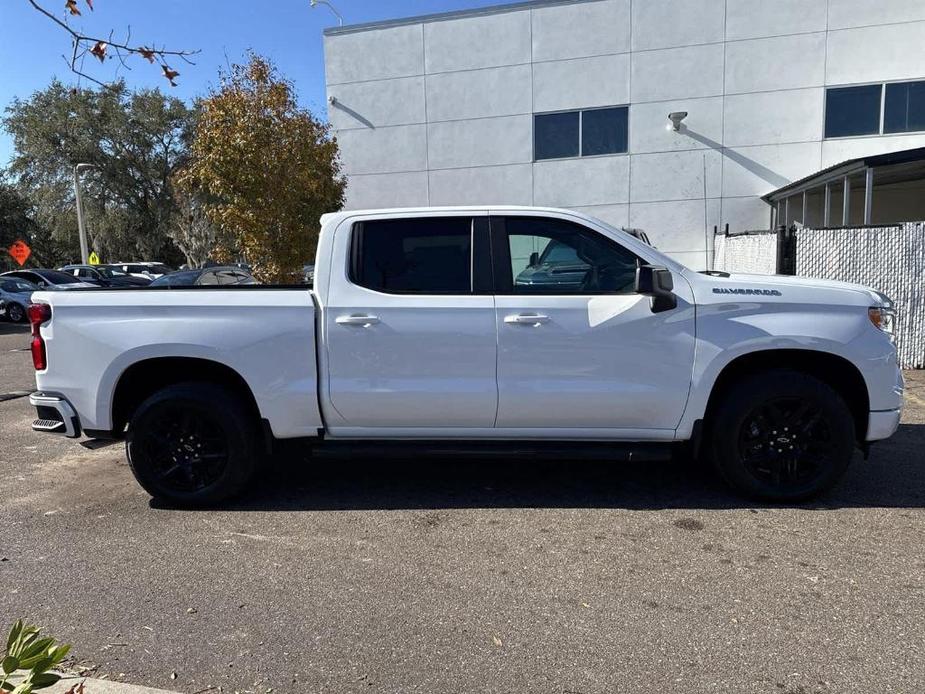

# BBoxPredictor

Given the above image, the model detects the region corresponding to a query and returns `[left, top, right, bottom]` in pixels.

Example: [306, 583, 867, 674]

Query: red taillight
[28, 303, 52, 371]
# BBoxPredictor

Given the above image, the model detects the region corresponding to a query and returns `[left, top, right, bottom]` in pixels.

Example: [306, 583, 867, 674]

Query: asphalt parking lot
[1, 320, 923, 694]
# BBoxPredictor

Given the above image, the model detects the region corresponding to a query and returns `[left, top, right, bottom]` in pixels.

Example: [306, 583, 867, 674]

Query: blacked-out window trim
[533, 105, 629, 162]
[348, 217, 482, 296]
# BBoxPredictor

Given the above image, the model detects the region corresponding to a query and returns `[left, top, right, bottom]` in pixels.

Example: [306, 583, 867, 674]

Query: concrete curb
[45, 677, 181, 694]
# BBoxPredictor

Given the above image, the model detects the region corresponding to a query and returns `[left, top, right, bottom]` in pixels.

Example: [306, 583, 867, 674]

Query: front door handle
[336, 314, 380, 326]
[504, 313, 550, 325]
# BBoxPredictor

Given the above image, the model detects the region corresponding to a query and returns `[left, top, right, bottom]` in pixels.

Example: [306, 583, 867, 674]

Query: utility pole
[73, 163, 97, 264]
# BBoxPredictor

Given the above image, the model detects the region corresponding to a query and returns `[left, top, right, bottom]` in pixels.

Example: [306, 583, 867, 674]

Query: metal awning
[762, 146, 925, 228]
[762, 146, 925, 203]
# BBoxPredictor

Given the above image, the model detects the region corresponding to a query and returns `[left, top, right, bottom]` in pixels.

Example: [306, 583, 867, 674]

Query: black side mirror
[635, 265, 676, 313]
[528, 251, 539, 267]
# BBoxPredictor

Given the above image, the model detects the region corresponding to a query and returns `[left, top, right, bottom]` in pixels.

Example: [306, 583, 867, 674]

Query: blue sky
[0, 0, 507, 166]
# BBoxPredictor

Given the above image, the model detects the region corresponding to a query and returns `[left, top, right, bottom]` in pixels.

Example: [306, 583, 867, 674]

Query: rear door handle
[336, 314, 380, 326]
[504, 313, 550, 325]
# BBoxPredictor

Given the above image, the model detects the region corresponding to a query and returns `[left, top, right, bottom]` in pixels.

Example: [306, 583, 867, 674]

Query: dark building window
[534, 106, 628, 161]
[581, 107, 629, 156]
[824, 85, 882, 138]
[884, 80, 925, 134]
[534, 111, 580, 160]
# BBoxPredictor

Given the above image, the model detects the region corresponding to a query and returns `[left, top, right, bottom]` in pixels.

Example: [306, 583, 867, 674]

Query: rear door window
[350, 217, 475, 294]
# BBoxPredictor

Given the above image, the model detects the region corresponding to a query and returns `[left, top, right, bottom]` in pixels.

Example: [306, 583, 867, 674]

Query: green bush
[0, 621, 71, 694]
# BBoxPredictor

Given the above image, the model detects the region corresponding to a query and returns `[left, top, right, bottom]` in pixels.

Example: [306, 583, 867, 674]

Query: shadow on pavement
[0, 321, 30, 336]
[166, 423, 925, 513]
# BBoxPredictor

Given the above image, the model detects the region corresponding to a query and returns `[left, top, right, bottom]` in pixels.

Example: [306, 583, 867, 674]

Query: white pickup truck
[27, 206, 904, 506]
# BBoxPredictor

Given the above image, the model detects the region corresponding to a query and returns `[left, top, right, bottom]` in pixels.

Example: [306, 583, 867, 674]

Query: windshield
[150, 270, 199, 287]
[1, 279, 38, 292]
[98, 267, 129, 278]
[540, 240, 582, 265]
[39, 270, 83, 284]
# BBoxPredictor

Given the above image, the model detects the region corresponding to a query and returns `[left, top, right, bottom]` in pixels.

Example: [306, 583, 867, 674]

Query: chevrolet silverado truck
[26, 206, 904, 506]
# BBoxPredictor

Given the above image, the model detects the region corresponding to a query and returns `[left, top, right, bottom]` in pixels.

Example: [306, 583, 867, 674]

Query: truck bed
[32, 287, 322, 438]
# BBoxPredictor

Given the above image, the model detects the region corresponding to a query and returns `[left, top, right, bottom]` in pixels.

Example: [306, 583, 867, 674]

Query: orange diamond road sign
[8, 240, 31, 267]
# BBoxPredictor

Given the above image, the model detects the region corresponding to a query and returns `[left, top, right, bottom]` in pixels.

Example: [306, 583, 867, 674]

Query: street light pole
[73, 163, 97, 264]
[309, 0, 344, 26]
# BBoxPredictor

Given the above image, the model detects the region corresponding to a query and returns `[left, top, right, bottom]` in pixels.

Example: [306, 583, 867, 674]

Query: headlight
[869, 306, 896, 335]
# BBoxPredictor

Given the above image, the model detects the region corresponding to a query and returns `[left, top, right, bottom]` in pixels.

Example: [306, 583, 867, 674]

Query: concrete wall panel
[425, 65, 532, 122]
[826, 22, 925, 84]
[628, 198, 721, 252]
[336, 125, 427, 175]
[723, 88, 824, 147]
[821, 134, 925, 167]
[533, 54, 630, 112]
[428, 164, 534, 205]
[427, 115, 533, 170]
[630, 96, 723, 154]
[570, 204, 630, 229]
[630, 150, 722, 203]
[344, 172, 429, 209]
[533, 156, 629, 207]
[722, 142, 821, 198]
[631, 0, 724, 51]
[828, 0, 925, 30]
[631, 44, 725, 102]
[324, 25, 423, 85]
[328, 77, 425, 131]
[532, 0, 630, 61]
[424, 11, 531, 73]
[725, 33, 826, 94]
[725, 0, 827, 41]
[721, 196, 773, 233]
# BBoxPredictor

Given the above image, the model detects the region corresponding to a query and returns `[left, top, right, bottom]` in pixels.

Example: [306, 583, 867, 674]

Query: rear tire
[7, 302, 25, 323]
[710, 369, 855, 502]
[126, 382, 258, 507]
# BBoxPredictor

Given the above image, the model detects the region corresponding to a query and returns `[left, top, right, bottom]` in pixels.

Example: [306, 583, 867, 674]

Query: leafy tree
[26, 0, 196, 88]
[0, 179, 68, 271]
[177, 54, 346, 283]
[168, 188, 220, 268]
[3, 80, 194, 264]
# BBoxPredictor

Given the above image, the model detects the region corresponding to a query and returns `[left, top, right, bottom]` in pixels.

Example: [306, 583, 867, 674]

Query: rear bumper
[29, 392, 82, 438]
[867, 408, 901, 442]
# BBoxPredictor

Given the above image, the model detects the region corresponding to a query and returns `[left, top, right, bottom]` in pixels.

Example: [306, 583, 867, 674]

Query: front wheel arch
[702, 349, 870, 445]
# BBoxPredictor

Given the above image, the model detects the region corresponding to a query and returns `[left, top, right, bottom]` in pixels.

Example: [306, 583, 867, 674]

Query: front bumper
[29, 392, 81, 438]
[867, 408, 901, 442]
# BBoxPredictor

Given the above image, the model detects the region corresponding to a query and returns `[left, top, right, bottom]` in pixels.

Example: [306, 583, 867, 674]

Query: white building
[323, 0, 925, 269]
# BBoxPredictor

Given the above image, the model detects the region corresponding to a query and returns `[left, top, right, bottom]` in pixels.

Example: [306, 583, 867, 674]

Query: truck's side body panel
[676, 270, 904, 440]
[32, 289, 322, 438]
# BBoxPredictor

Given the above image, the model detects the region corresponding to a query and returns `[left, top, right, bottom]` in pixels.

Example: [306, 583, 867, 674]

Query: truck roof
[320, 205, 604, 226]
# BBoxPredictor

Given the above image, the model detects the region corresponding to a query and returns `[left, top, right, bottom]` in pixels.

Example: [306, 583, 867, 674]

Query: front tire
[126, 382, 258, 507]
[710, 370, 855, 502]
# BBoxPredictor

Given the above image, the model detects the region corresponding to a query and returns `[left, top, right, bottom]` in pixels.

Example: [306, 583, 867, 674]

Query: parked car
[302, 264, 315, 285]
[109, 262, 173, 279]
[149, 266, 257, 287]
[58, 264, 152, 287]
[0, 277, 39, 322]
[25, 206, 902, 507]
[0, 269, 95, 290]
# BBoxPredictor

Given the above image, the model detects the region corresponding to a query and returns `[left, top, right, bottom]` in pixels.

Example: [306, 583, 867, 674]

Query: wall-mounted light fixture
[668, 111, 689, 132]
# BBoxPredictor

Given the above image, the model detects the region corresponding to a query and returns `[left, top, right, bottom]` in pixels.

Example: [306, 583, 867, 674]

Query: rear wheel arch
[702, 349, 870, 443]
[110, 357, 263, 439]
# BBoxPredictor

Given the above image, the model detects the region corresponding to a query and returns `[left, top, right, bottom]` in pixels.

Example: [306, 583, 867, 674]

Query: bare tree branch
[27, 0, 199, 87]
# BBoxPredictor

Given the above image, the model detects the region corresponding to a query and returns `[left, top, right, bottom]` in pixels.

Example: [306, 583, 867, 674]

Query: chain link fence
[713, 222, 925, 368]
